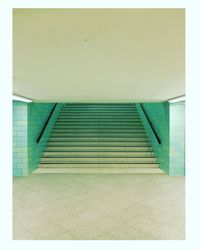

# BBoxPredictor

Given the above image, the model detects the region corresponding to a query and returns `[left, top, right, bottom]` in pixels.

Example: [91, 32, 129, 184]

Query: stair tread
[45, 147, 152, 150]
[33, 167, 164, 174]
[42, 155, 156, 158]
[39, 163, 159, 167]
[41, 159, 157, 163]
[47, 143, 151, 146]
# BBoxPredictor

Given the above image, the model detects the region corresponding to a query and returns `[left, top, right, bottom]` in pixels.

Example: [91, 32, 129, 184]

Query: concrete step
[58, 114, 139, 117]
[38, 163, 159, 168]
[33, 167, 164, 174]
[60, 112, 138, 115]
[61, 108, 138, 114]
[48, 137, 148, 142]
[60, 111, 137, 114]
[62, 104, 134, 106]
[54, 125, 144, 129]
[57, 118, 141, 121]
[45, 146, 153, 152]
[40, 157, 157, 164]
[50, 133, 147, 137]
[50, 132, 147, 137]
[61, 109, 136, 112]
[47, 141, 151, 146]
[59, 112, 140, 119]
[52, 129, 145, 133]
[55, 123, 143, 126]
[62, 105, 135, 107]
[57, 118, 141, 122]
[61, 106, 135, 109]
[43, 151, 155, 157]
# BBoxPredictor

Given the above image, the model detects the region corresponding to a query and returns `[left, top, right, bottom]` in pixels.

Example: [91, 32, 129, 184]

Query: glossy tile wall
[13, 101, 28, 176]
[136, 102, 170, 174]
[13, 101, 62, 176]
[169, 101, 185, 175]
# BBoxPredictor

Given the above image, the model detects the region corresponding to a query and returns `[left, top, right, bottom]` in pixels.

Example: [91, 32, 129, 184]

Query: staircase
[34, 103, 164, 174]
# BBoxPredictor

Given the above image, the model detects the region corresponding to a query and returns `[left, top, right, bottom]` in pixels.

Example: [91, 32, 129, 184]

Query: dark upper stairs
[34, 103, 164, 173]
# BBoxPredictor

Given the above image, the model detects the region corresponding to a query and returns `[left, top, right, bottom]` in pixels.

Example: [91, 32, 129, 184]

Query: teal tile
[135, 103, 169, 174]
[13, 101, 62, 176]
[136, 102, 185, 176]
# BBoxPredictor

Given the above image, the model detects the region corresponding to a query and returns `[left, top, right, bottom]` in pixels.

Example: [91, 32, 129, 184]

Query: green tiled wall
[13, 102, 62, 176]
[169, 101, 185, 176]
[13, 101, 184, 176]
[136, 102, 185, 176]
[28, 103, 62, 174]
[135, 103, 170, 174]
[13, 101, 28, 176]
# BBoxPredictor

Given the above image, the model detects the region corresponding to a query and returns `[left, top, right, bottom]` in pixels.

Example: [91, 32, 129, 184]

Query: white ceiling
[13, 9, 185, 102]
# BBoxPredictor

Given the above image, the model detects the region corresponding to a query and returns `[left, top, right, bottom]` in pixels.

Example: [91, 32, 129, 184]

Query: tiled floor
[13, 173, 185, 240]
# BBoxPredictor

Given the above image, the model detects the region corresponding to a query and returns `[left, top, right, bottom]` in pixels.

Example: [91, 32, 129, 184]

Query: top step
[63, 103, 134, 106]
[61, 108, 136, 111]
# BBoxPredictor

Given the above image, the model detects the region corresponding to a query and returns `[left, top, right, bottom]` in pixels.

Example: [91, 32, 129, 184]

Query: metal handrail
[36, 103, 57, 143]
[139, 103, 161, 144]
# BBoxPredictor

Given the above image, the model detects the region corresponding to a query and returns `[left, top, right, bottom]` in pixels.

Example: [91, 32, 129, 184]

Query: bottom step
[33, 167, 165, 174]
